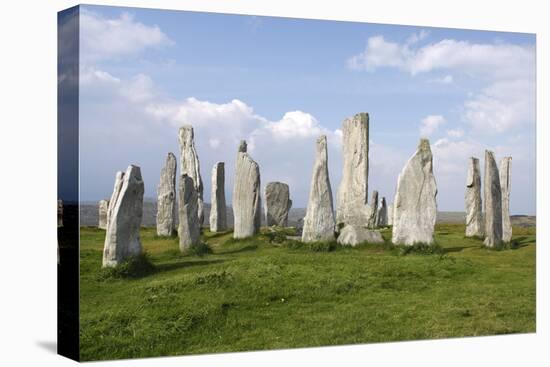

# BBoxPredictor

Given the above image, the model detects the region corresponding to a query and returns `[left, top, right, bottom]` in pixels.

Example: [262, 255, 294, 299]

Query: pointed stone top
[126, 165, 143, 180]
[178, 125, 195, 144]
[351, 112, 369, 122]
[418, 138, 431, 152]
[470, 156, 479, 163]
[238, 140, 247, 153]
[167, 152, 176, 160]
[214, 161, 225, 167]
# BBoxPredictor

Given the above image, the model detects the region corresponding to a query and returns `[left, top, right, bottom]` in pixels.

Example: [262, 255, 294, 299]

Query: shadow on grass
[204, 230, 234, 239]
[444, 246, 469, 253]
[217, 244, 259, 255]
[155, 258, 226, 273]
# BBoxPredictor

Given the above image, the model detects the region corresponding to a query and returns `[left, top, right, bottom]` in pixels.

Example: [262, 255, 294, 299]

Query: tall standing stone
[178, 125, 204, 226]
[377, 197, 387, 227]
[367, 190, 379, 228]
[387, 202, 394, 226]
[265, 182, 292, 227]
[302, 135, 335, 242]
[500, 156, 512, 243]
[336, 113, 369, 227]
[233, 141, 261, 238]
[392, 139, 437, 246]
[156, 153, 177, 236]
[465, 157, 484, 237]
[483, 150, 503, 248]
[102, 165, 144, 267]
[210, 162, 227, 232]
[98, 199, 109, 230]
[178, 174, 201, 251]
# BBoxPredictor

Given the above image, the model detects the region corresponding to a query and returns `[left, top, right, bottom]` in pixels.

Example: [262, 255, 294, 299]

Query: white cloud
[446, 128, 464, 138]
[462, 79, 535, 133]
[80, 10, 173, 62]
[430, 74, 453, 84]
[419, 115, 446, 137]
[348, 36, 534, 81]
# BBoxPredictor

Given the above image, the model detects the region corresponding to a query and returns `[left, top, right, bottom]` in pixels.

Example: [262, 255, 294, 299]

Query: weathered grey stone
[57, 199, 63, 227]
[178, 125, 204, 226]
[387, 202, 394, 226]
[233, 141, 261, 238]
[483, 150, 503, 248]
[337, 225, 384, 246]
[302, 135, 336, 242]
[156, 152, 177, 236]
[238, 140, 247, 153]
[392, 139, 437, 246]
[265, 182, 292, 227]
[465, 157, 484, 237]
[500, 156, 512, 243]
[178, 174, 201, 251]
[98, 199, 109, 230]
[377, 197, 388, 227]
[210, 162, 227, 232]
[336, 113, 369, 227]
[366, 190, 379, 229]
[102, 165, 144, 267]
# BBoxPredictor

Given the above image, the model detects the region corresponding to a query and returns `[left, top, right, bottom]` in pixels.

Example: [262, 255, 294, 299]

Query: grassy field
[79, 224, 536, 361]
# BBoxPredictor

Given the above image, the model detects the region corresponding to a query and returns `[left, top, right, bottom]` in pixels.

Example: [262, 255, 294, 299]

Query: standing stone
[98, 199, 109, 230]
[210, 162, 227, 232]
[500, 157, 512, 243]
[102, 165, 144, 267]
[483, 150, 503, 248]
[465, 157, 484, 237]
[57, 199, 63, 227]
[336, 113, 369, 227]
[265, 182, 292, 227]
[392, 139, 437, 246]
[233, 141, 261, 238]
[337, 225, 384, 246]
[156, 153, 177, 236]
[302, 135, 336, 242]
[366, 190, 379, 228]
[178, 125, 204, 226]
[387, 202, 394, 226]
[178, 174, 201, 251]
[377, 197, 388, 227]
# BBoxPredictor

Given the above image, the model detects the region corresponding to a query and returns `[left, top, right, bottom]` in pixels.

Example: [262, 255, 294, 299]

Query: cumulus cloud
[79, 67, 342, 206]
[446, 128, 464, 138]
[429, 74, 453, 84]
[80, 9, 173, 62]
[419, 115, 446, 137]
[348, 35, 534, 80]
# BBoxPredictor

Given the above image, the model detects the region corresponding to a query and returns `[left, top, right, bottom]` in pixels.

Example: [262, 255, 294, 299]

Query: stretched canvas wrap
[57, 4, 536, 362]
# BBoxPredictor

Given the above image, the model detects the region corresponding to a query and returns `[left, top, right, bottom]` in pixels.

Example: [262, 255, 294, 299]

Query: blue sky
[78, 5, 536, 214]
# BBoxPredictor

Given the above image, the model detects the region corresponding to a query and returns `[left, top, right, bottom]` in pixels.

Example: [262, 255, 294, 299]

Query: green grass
[79, 224, 536, 361]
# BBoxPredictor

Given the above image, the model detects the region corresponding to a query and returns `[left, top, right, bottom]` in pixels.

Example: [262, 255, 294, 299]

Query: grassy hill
[79, 224, 536, 361]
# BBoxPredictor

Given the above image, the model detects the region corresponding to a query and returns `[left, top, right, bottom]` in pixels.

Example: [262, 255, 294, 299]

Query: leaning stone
[98, 199, 109, 230]
[178, 174, 201, 251]
[336, 113, 369, 227]
[178, 125, 204, 226]
[57, 199, 63, 227]
[337, 225, 384, 246]
[465, 157, 484, 237]
[156, 152, 177, 236]
[483, 150, 503, 248]
[376, 197, 388, 227]
[233, 141, 261, 238]
[102, 165, 144, 267]
[500, 157, 512, 243]
[392, 139, 437, 246]
[302, 135, 336, 242]
[366, 190, 379, 229]
[265, 182, 292, 227]
[210, 162, 227, 232]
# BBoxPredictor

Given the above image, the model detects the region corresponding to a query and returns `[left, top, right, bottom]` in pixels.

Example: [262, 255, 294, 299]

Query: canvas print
[57, 4, 536, 362]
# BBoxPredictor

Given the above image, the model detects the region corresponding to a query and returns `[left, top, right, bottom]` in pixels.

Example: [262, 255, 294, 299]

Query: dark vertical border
[57, 5, 80, 362]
